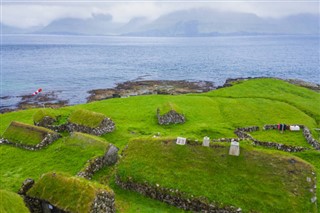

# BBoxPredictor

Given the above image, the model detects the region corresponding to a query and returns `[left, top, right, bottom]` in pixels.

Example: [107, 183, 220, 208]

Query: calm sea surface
[1, 35, 319, 108]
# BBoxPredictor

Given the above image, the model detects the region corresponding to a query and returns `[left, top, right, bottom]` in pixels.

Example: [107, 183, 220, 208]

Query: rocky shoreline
[1, 77, 318, 114]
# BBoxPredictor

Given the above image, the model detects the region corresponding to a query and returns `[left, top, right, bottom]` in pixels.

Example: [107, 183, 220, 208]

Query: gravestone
[229, 141, 240, 156]
[203, 136, 210, 147]
[176, 137, 186, 145]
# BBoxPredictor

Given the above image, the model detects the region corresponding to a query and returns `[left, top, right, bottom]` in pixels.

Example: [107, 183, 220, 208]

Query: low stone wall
[36, 117, 116, 136]
[157, 109, 185, 125]
[77, 145, 119, 179]
[67, 118, 115, 136]
[116, 176, 241, 213]
[303, 127, 320, 150]
[252, 140, 307, 152]
[34, 116, 56, 128]
[0, 133, 61, 151]
[91, 191, 116, 213]
[234, 126, 308, 152]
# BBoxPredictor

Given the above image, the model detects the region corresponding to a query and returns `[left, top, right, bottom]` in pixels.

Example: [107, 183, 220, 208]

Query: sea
[1, 34, 319, 109]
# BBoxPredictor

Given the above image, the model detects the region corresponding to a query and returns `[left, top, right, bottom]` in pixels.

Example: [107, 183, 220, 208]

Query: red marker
[32, 88, 42, 96]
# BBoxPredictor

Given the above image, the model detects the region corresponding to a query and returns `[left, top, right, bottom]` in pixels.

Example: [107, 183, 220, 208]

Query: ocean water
[1, 34, 319, 108]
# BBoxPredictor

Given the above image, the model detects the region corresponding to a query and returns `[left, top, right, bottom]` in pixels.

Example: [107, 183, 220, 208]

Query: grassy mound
[250, 129, 311, 148]
[33, 108, 56, 123]
[2, 121, 56, 145]
[158, 102, 183, 115]
[65, 132, 110, 151]
[27, 172, 113, 213]
[68, 109, 106, 128]
[202, 78, 320, 125]
[117, 139, 317, 213]
[0, 190, 29, 213]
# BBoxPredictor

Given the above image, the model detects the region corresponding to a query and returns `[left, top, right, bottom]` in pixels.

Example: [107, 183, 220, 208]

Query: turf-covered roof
[0, 190, 29, 213]
[2, 121, 56, 145]
[33, 109, 57, 123]
[158, 102, 183, 116]
[68, 109, 106, 128]
[27, 172, 113, 213]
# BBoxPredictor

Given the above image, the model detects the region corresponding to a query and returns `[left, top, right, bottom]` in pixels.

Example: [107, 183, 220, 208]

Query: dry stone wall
[234, 126, 308, 152]
[91, 191, 116, 213]
[116, 176, 241, 213]
[36, 117, 115, 136]
[303, 127, 320, 150]
[157, 109, 185, 125]
[77, 145, 119, 179]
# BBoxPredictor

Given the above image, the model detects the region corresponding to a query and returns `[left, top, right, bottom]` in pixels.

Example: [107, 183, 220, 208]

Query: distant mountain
[37, 14, 122, 35]
[1, 9, 319, 36]
[126, 9, 319, 36]
[0, 23, 42, 34]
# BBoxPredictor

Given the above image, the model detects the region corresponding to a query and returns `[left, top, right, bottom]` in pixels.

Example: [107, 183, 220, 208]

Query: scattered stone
[229, 141, 240, 156]
[202, 136, 210, 147]
[176, 137, 186, 145]
[157, 108, 185, 125]
[307, 177, 312, 182]
[311, 196, 317, 203]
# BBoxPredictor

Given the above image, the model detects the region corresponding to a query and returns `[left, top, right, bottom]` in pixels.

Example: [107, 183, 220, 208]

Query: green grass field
[0, 78, 319, 212]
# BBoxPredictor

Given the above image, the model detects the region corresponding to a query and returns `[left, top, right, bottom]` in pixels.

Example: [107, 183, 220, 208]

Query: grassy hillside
[0, 190, 29, 213]
[117, 139, 316, 213]
[0, 78, 319, 212]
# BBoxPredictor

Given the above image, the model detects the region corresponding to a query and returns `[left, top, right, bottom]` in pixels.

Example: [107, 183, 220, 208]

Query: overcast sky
[1, 1, 319, 28]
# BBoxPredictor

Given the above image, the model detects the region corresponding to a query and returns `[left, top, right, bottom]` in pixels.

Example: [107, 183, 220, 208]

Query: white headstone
[176, 137, 186, 145]
[203, 136, 210, 147]
[229, 141, 240, 156]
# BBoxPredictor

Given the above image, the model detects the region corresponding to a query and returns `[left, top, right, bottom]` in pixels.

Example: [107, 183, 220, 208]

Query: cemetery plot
[117, 139, 317, 213]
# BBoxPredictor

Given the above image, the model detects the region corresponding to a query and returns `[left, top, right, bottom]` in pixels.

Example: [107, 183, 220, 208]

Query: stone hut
[19, 173, 116, 213]
[157, 103, 185, 125]
[1, 121, 60, 150]
[67, 109, 115, 136]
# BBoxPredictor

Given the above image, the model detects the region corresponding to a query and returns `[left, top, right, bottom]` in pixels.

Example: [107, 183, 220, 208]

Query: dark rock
[157, 109, 185, 125]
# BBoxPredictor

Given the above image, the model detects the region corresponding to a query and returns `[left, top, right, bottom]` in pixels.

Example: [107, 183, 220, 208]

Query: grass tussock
[68, 109, 106, 128]
[27, 172, 112, 213]
[2, 121, 55, 145]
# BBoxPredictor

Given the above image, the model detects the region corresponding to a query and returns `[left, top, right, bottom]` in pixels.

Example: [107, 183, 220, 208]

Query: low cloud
[2, 1, 319, 28]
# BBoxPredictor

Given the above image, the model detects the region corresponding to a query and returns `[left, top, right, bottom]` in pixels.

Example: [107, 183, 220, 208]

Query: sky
[1, 1, 319, 28]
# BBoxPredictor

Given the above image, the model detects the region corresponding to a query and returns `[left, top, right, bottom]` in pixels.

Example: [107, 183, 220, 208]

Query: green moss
[117, 139, 317, 213]
[27, 172, 113, 213]
[0, 190, 29, 213]
[33, 109, 56, 123]
[2, 121, 56, 145]
[68, 109, 106, 128]
[158, 102, 183, 116]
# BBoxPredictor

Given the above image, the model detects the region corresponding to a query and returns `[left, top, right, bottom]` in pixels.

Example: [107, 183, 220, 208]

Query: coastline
[1, 77, 319, 114]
